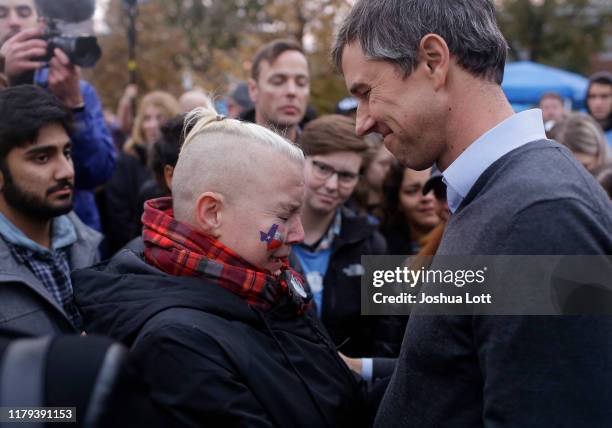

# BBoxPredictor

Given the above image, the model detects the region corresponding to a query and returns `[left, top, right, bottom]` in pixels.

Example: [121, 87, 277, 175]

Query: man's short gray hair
[332, 0, 508, 85]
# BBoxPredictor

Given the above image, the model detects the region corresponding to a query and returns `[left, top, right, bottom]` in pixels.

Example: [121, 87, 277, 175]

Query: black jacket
[101, 146, 152, 255]
[73, 250, 367, 428]
[291, 208, 406, 358]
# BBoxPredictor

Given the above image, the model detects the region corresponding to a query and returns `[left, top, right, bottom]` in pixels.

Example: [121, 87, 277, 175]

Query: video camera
[0, 330, 168, 427]
[34, 0, 102, 68]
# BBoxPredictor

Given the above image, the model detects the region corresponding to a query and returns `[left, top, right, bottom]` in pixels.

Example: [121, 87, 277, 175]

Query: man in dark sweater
[332, 0, 612, 427]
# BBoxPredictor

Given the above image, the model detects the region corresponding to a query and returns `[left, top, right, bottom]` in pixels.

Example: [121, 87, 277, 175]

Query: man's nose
[55, 155, 74, 181]
[8, 10, 22, 28]
[285, 79, 298, 96]
[355, 103, 376, 137]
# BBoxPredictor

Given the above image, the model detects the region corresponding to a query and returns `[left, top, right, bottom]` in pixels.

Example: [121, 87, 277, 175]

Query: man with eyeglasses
[291, 114, 403, 366]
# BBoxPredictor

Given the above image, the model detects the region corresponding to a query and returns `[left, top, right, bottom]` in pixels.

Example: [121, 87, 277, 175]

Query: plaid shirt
[142, 197, 309, 313]
[7, 242, 82, 330]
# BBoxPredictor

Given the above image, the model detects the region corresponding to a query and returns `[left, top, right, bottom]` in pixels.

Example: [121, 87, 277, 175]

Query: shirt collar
[0, 212, 77, 254]
[442, 109, 547, 213]
[300, 209, 342, 253]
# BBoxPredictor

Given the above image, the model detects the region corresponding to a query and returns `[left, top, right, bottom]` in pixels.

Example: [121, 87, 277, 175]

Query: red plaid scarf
[142, 197, 309, 313]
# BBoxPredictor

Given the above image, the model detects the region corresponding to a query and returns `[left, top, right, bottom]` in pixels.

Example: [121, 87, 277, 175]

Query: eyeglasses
[310, 159, 360, 186]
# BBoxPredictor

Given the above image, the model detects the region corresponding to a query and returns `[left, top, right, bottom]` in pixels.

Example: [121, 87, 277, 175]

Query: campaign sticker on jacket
[343, 264, 365, 277]
[306, 271, 323, 294]
[289, 274, 308, 298]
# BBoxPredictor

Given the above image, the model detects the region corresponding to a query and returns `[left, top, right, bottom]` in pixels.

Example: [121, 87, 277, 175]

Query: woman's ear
[418, 33, 450, 91]
[195, 192, 224, 238]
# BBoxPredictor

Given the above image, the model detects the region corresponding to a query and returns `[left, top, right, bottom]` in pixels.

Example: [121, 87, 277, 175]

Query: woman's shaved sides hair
[181, 104, 304, 162]
[172, 95, 304, 224]
[332, 0, 508, 85]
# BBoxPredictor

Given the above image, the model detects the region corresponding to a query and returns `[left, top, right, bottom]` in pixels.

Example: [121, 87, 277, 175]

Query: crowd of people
[0, 0, 611, 427]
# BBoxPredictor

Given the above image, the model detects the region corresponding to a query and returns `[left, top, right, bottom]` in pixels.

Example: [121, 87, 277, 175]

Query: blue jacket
[36, 69, 117, 231]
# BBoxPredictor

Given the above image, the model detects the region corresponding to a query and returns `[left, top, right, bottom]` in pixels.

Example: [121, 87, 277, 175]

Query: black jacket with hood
[290, 207, 406, 358]
[73, 249, 367, 428]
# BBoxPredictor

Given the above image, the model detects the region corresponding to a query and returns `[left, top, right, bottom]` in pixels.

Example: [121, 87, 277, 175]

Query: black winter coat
[73, 250, 367, 428]
[290, 207, 407, 358]
[101, 146, 151, 255]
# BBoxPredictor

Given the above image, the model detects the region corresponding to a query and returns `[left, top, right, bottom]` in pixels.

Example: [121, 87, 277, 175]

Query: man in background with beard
[0, 85, 101, 335]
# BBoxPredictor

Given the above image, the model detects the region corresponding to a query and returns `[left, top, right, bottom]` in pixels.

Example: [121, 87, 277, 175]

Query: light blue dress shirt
[442, 109, 547, 214]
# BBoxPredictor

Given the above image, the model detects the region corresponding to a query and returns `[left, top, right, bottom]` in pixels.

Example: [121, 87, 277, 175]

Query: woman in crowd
[102, 91, 180, 254]
[550, 112, 610, 172]
[380, 162, 441, 255]
[289, 115, 407, 358]
[593, 163, 612, 200]
[349, 133, 395, 224]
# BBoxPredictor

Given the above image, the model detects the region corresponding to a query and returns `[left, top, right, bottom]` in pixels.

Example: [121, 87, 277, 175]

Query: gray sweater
[375, 140, 612, 427]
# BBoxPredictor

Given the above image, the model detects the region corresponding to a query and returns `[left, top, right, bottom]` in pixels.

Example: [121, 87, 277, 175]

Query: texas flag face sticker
[260, 224, 284, 251]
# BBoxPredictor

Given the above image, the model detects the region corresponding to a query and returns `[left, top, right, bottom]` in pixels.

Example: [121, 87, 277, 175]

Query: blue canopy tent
[502, 61, 589, 111]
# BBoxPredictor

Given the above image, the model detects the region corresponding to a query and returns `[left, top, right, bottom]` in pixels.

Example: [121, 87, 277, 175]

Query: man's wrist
[71, 102, 86, 113]
[62, 95, 84, 110]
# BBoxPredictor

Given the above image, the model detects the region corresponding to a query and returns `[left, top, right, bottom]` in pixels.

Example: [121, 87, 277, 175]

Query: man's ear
[195, 192, 224, 238]
[247, 78, 259, 103]
[418, 34, 450, 91]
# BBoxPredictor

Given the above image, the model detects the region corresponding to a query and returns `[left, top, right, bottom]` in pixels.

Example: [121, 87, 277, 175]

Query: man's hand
[339, 352, 363, 375]
[48, 48, 83, 108]
[0, 27, 46, 78]
[121, 83, 138, 103]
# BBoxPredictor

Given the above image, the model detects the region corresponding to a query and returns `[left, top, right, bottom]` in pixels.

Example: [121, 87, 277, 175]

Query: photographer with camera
[0, 0, 115, 233]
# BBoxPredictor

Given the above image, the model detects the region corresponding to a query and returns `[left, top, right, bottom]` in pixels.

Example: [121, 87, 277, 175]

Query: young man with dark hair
[334, 0, 612, 426]
[246, 38, 310, 143]
[586, 71, 612, 148]
[0, 85, 101, 335]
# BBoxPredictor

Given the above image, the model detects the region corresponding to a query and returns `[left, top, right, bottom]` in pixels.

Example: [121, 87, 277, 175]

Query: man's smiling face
[341, 41, 447, 170]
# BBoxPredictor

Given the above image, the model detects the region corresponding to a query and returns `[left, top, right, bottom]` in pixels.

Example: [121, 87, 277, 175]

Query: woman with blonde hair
[550, 112, 610, 172]
[103, 91, 181, 254]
